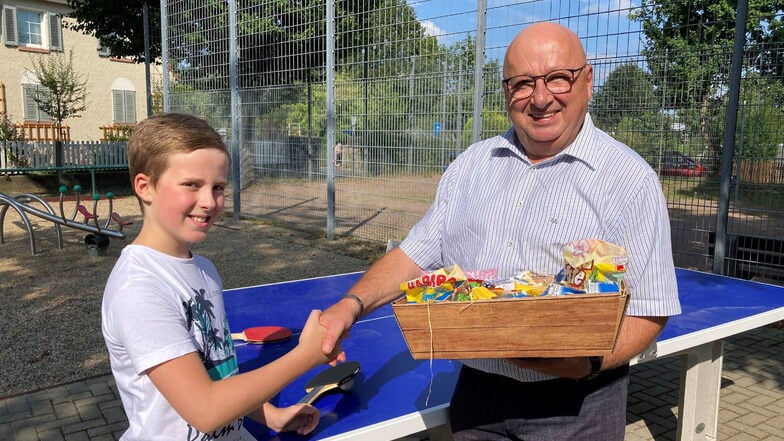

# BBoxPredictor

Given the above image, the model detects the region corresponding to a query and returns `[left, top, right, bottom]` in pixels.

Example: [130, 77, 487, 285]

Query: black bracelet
[581, 356, 602, 381]
[343, 293, 365, 320]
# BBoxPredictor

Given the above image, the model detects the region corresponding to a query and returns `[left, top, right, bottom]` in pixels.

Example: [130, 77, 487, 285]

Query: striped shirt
[399, 114, 681, 382]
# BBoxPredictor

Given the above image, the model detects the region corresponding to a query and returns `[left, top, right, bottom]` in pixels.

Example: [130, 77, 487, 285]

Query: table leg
[677, 340, 723, 441]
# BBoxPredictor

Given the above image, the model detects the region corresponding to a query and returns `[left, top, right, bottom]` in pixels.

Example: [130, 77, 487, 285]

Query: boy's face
[134, 147, 229, 258]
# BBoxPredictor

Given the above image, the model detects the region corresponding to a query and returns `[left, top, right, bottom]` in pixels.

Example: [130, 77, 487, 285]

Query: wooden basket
[391, 289, 629, 359]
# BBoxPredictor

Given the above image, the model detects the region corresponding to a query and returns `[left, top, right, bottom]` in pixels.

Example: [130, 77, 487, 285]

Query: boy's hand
[300, 310, 343, 364]
[264, 403, 320, 435]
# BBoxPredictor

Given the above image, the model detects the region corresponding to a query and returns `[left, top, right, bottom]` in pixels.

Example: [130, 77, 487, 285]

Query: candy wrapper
[401, 265, 467, 291]
[561, 239, 628, 292]
[402, 265, 467, 303]
[403, 266, 502, 303]
[400, 240, 628, 303]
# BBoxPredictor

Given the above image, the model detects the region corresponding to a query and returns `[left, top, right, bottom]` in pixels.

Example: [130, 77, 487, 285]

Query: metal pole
[440, 60, 447, 167]
[307, 76, 313, 179]
[471, 0, 487, 144]
[228, 0, 241, 220]
[326, 0, 336, 239]
[733, 100, 746, 203]
[407, 58, 416, 171]
[363, 47, 369, 176]
[143, 2, 153, 117]
[712, 0, 748, 275]
[657, 49, 668, 174]
[159, 0, 169, 112]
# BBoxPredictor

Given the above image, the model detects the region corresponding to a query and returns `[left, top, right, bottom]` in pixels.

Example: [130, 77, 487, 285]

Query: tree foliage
[631, 0, 784, 107]
[0, 114, 27, 168]
[0, 114, 24, 142]
[30, 50, 88, 141]
[66, 0, 160, 64]
[591, 63, 658, 128]
[735, 74, 784, 159]
[66, 0, 431, 89]
[630, 0, 784, 159]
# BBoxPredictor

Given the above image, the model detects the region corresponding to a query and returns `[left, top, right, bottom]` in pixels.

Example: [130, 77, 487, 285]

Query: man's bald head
[503, 22, 587, 79]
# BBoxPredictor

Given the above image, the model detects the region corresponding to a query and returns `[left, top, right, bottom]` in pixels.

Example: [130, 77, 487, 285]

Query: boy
[102, 113, 340, 440]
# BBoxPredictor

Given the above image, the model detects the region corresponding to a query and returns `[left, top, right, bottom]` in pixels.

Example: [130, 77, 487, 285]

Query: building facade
[1, 0, 152, 141]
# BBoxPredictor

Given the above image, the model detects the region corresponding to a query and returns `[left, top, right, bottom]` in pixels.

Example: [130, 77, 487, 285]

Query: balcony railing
[14, 122, 70, 142]
[99, 124, 135, 141]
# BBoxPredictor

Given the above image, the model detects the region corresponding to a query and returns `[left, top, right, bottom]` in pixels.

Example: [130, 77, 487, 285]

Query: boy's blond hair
[128, 113, 229, 189]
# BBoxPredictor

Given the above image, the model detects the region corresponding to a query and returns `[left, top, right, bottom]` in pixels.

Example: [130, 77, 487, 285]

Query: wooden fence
[734, 160, 784, 185]
[0, 140, 127, 172]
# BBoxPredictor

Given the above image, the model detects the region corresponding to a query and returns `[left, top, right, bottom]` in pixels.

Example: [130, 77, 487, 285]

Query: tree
[68, 0, 438, 91]
[735, 74, 784, 160]
[30, 50, 88, 176]
[591, 63, 658, 129]
[1, 114, 27, 170]
[630, 0, 784, 157]
[66, 0, 160, 64]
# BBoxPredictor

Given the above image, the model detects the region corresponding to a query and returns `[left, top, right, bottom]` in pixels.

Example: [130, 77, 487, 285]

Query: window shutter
[23, 84, 52, 121]
[112, 89, 125, 123]
[124, 90, 136, 123]
[48, 13, 62, 51]
[3, 5, 18, 47]
[22, 84, 39, 120]
[113, 89, 137, 123]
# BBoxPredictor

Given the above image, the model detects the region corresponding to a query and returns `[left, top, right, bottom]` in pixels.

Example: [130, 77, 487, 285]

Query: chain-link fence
[161, 0, 784, 283]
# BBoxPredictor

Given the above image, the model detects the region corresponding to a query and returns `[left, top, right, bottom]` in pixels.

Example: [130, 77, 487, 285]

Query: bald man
[319, 22, 681, 440]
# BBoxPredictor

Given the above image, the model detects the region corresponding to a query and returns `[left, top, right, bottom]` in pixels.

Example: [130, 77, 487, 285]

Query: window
[22, 83, 52, 122]
[17, 10, 42, 46]
[2, 5, 62, 51]
[112, 90, 137, 124]
[111, 77, 137, 124]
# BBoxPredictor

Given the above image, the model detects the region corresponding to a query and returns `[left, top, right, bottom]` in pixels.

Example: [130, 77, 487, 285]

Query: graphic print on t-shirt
[184, 288, 238, 380]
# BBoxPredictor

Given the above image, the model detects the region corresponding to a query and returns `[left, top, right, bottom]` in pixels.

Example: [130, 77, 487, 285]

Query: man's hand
[318, 299, 356, 364]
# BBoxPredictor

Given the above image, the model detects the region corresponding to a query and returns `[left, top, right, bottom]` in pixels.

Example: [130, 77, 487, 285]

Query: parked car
[658, 151, 707, 177]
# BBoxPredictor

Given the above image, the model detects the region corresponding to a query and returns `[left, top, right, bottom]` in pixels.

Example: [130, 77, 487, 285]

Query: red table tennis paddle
[231, 326, 292, 344]
[297, 361, 361, 405]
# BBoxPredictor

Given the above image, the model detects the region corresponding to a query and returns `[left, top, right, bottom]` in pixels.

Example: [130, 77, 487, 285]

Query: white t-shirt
[102, 245, 255, 441]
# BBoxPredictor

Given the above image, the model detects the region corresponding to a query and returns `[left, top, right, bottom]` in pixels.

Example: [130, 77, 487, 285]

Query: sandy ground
[0, 195, 384, 398]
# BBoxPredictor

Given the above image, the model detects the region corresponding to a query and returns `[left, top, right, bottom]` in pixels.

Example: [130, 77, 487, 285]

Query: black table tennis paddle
[297, 361, 361, 405]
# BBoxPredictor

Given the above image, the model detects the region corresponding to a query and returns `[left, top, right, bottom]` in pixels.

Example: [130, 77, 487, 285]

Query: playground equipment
[0, 185, 133, 256]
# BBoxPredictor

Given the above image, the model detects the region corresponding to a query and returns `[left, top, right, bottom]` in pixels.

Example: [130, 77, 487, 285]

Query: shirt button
[507, 241, 514, 248]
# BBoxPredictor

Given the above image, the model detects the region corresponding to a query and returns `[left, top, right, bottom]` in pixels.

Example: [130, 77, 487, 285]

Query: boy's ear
[133, 173, 154, 203]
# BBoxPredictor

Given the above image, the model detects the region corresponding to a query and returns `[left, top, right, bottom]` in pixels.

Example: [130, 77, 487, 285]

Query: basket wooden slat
[392, 290, 629, 359]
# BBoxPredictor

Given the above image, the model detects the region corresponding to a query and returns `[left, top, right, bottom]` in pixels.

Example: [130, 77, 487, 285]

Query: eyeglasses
[502, 64, 587, 99]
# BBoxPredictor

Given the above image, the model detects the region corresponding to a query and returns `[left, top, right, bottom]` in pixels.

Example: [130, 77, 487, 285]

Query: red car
[658, 151, 707, 177]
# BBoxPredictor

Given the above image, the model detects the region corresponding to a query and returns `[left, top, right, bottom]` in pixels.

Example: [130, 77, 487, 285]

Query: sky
[407, 0, 645, 63]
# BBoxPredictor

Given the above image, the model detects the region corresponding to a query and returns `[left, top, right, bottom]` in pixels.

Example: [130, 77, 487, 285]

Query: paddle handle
[297, 385, 323, 405]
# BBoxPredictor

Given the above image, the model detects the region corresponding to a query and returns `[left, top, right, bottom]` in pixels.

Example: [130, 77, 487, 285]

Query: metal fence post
[712, 0, 748, 276]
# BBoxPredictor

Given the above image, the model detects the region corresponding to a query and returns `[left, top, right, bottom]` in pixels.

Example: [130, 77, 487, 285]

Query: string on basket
[425, 301, 434, 406]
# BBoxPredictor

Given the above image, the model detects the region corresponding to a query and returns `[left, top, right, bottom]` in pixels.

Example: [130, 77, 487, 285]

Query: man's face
[503, 38, 593, 162]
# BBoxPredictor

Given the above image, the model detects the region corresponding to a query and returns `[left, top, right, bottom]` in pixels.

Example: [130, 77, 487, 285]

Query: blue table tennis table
[225, 268, 784, 441]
